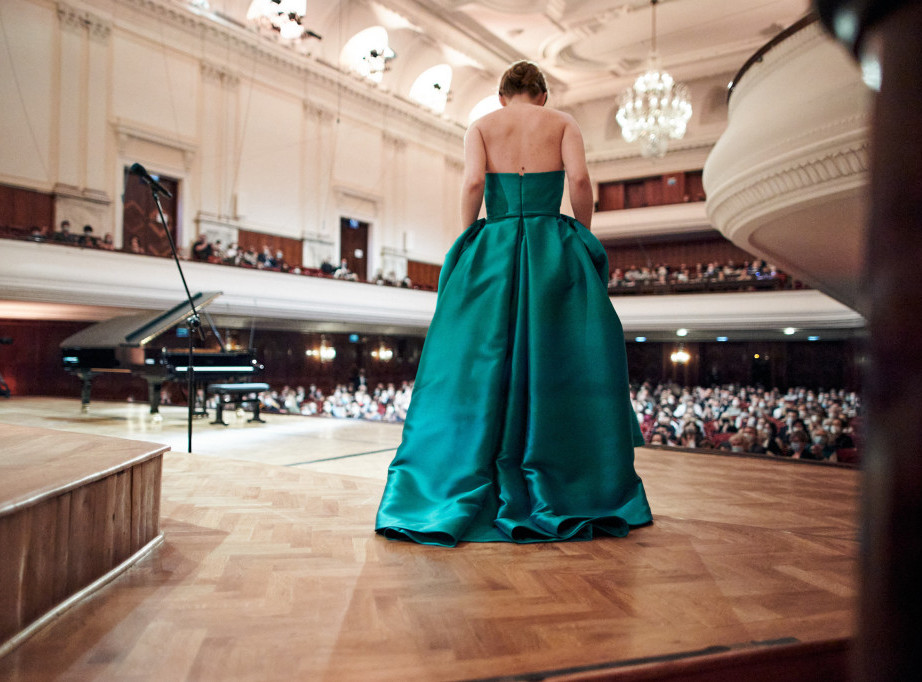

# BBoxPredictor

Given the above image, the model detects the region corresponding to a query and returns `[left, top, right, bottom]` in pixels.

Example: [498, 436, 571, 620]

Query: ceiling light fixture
[615, 0, 692, 158]
[247, 1, 321, 42]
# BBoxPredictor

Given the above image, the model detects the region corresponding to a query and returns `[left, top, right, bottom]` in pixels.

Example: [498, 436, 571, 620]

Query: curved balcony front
[704, 17, 872, 313]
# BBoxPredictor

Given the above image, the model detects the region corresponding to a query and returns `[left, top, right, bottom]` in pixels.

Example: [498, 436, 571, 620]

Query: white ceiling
[210, 0, 812, 110]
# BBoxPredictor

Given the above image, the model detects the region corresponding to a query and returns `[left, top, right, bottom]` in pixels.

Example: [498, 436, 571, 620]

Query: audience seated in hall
[5, 225, 787, 295]
[244, 377, 859, 465]
[608, 259, 797, 294]
[249, 381, 414, 423]
[634, 382, 861, 464]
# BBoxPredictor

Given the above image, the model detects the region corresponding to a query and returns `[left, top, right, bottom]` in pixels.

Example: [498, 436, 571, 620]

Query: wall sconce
[306, 337, 336, 362]
[670, 346, 691, 364]
[371, 342, 394, 362]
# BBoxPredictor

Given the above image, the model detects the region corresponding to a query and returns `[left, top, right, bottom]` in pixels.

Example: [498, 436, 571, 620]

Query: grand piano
[61, 292, 263, 415]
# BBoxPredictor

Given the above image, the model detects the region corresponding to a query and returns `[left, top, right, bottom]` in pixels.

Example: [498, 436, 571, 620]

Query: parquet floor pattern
[0, 400, 859, 681]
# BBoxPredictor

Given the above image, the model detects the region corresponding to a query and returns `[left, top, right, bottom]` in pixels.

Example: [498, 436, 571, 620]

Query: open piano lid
[60, 291, 223, 349]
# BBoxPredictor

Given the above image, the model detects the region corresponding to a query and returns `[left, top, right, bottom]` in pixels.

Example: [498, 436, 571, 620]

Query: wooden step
[0, 423, 167, 656]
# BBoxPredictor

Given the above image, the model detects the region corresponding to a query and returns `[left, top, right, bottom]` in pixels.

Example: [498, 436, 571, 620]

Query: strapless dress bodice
[484, 171, 565, 219]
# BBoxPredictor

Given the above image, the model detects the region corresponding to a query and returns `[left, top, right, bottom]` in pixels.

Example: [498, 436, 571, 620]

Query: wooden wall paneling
[644, 176, 664, 206]
[625, 342, 664, 384]
[662, 172, 686, 204]
[20, 501, 60, 632]
[686, 170, 706, 201]
[68, 477, 110, 594]
[605, 236, 756, 272]
[0, 511, 26, 642]
[52, 494, 71, 606]
[122, 173, 178, 258]
[149, 458, 162, 544]
[597, 181, 625, 211]
[236, 229, 303, 268]
[624, 180, 646, 208]
[0, 319, 102, 398]
[597, 171, 707, 212]
[112, 470, 132, 566]
[625, 341, 862, 391]
[0, 184, 54, 232]
[131, 457, 162, 552]
[406, 260, 441, 290]
[339, 219, 369, 280]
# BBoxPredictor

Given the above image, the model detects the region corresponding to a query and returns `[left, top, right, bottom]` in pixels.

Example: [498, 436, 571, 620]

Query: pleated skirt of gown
[375, 170, 652, 546]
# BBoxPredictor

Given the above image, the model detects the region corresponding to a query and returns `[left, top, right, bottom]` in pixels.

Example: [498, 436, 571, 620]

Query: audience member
[54, 220, 75, 243]
[78, 224, 97, 248]
[224, 242, 240, 265]
[257, 245, 275, 269]
[191, 234, 213, 261]
[334, 258, 357, 281]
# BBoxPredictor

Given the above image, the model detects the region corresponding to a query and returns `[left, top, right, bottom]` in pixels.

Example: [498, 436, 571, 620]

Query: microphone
[129, 163, 173, 198]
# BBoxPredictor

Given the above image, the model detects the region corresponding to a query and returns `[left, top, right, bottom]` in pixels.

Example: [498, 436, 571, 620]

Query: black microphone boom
[129, 163, 173, 198]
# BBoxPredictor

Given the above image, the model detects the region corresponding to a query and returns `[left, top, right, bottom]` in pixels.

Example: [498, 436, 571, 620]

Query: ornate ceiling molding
[57, 1, 110, 41]
[116, 0, 465, 143]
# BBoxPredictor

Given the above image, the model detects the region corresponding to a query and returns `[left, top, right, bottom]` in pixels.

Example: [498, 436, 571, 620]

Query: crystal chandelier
[615, 0, 692, 158]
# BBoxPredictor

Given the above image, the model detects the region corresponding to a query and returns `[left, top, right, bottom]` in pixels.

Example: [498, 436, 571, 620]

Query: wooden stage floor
[0, 398, 859, 680]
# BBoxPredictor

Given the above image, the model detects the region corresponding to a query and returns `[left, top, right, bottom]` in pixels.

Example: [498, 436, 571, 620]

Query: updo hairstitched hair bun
[499, 60, 548, 99]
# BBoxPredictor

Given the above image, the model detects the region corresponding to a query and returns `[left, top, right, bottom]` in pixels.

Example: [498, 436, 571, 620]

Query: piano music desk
[208, 383, 270, 426]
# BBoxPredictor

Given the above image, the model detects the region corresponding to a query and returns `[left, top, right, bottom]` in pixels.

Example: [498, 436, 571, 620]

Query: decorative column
[198, 61, 239, 223]
[380, 132, 408, 281]
[301, 101, 336, 268]
[54, 2, 112, 235]
[815, 1, 922, 679]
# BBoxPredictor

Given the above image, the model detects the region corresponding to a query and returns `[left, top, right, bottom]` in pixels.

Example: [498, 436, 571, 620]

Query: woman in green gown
[375, 61, 652, 546]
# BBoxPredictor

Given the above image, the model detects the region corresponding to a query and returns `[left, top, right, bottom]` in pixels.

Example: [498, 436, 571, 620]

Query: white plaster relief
[200, 61, 239, 89]
[119, 0, 464, 143]
[56, 1, 110, 41]
[707, 139, 869, 238]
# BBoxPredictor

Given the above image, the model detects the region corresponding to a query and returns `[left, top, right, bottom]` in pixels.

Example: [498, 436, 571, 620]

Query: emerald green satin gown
[375, 171, 652, 546]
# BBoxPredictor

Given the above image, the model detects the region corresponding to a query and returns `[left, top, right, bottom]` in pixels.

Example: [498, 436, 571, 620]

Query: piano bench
[207, 383, 270, 426]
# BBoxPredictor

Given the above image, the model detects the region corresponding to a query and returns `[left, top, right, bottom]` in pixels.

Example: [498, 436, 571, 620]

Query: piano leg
[147, 380, 163, 422]
[210, 394, 229, 426]
[248, 395, 266, 424]
[79, 372, 94, 413]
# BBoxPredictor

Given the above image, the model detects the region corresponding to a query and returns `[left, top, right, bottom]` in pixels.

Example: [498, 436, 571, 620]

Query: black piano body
[60, 292, 263, 414]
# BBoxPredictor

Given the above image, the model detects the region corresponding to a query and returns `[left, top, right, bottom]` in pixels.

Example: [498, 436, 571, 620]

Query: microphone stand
[147, 184, 202, 454]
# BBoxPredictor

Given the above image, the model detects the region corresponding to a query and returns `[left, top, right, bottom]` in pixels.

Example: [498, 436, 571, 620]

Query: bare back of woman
[460, 66, 593, 228]
[477, 103, 567, 174]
